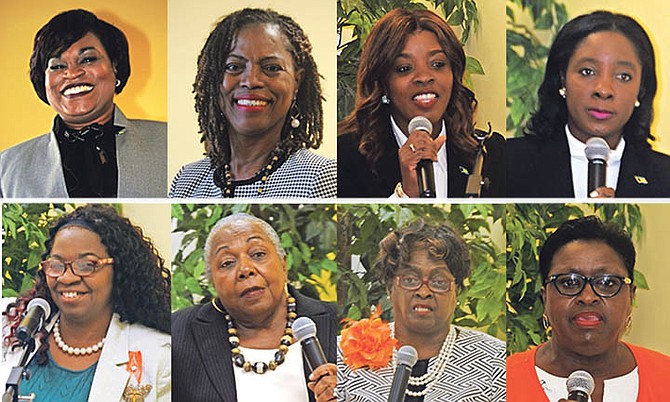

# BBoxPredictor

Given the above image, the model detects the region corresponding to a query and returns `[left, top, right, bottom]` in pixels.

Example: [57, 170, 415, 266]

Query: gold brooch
[123, 384, 152, 402]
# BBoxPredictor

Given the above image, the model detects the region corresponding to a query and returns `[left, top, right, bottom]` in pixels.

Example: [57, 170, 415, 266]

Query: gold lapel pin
[634, 176, 648, 185]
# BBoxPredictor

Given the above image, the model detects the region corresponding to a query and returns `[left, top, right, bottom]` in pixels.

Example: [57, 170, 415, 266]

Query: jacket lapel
[191, 303, 238, 401]
[88, 315, 131, 402]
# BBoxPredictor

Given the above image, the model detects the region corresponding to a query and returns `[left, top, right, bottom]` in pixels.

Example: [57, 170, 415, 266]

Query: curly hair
[373, 218, 471, 292]
[525, 10, 657, 148]
[29, 9, 130, 104]
[539, 215, 636, 283]
[4, 204, 170, 363]
[194, 8, 324, 169]
[338, 8, 478, 174]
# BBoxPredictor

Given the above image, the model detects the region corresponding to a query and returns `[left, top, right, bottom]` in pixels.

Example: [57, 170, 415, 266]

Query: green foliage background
[338, 0, 484, 121]
[506, 203, 646, 355]
[2, 203, 115, 297]
[337, 204, 505, 340]
[506, 0, 567, 137]
[171, 204, 338, 311]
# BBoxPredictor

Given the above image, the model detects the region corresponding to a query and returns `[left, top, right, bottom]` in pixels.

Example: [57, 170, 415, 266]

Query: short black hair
[539, 215, 636, 283]
[526, 10, 657, 148]
[29, 9, 130, 104]
[374, 218, 471, 291]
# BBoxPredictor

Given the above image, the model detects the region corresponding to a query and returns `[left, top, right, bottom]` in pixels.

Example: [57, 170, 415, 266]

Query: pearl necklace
[390, 323, 458, 397]
[53, 319, 105, 356]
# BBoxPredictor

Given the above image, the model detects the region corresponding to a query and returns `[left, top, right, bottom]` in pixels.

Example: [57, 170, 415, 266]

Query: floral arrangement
[339, 308, 397, 370]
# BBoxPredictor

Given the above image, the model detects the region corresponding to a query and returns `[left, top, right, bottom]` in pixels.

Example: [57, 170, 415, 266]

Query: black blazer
[337, 130, 506, 198]
[507, 135, 670, 198]
[172, 289, 337, 402]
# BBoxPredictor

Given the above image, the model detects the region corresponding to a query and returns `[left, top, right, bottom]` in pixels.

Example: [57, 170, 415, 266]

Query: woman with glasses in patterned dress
[336, 219, 505, 401]
[1, 205, 171, 402]
[507, 216, 670, 402]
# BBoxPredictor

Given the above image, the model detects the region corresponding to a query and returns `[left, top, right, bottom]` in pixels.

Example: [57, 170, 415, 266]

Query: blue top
[20, 352, 97, 402]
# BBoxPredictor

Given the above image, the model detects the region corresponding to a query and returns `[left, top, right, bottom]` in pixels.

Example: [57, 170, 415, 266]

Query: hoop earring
[289, 101, 301, 128]
[115, 79, 121, 88]
[625, 314, 633, 330]
[381, 94, 391, 105]
[558, 87, 566, 99]
[211, 298, 226, 314]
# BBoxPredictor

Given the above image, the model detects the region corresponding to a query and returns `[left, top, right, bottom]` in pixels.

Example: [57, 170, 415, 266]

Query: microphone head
[408, 116, 433, 135]
[585, 137, 610, 162]
[293, 316, 317, 342]
[27, 297, 51, 319]
[396, 345, 418, 368]
[566, 370, 595, 396]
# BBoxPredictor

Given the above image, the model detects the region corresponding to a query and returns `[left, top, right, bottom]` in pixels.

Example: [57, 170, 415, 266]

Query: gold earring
[625, 314, 633, 329]
[558, 87, 567, 99]
[542, 314, 553, 335]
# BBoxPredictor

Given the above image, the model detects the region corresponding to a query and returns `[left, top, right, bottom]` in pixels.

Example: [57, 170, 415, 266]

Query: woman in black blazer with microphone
[337, 8, 505, 198]
[507, 11, 670, 198]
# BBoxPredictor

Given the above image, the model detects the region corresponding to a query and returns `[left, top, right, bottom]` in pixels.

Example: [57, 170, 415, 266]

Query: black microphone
[566, 370, 595, 402]
[585, 137, 610, 195]
[408, 116, 436, 198]
[293, 317, 327, 372]
[388, 345, 418, 402]
[16, 298, 51, 344]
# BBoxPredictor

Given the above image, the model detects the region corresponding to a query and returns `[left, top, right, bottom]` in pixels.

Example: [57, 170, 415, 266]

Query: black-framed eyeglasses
[395, 274, 454, 293]
[545, 273, 632, 298]
[40, 257, 114, 278]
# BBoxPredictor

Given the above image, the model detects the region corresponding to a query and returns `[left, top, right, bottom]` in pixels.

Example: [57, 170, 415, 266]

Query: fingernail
[589, 190, 598, 198]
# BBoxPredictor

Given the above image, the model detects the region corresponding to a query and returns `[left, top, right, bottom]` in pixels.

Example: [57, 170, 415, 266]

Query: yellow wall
[167, 0, 337, 183]
[626, 203, 670, 354]
[121, 203, 172, 269]
[0, 0, 167, 152]
[465, 0, 506, 134]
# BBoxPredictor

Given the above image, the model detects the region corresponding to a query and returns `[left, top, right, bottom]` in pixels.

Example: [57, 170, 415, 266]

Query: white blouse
[535, 365, 638, 402]
[235, 342, 310, 402]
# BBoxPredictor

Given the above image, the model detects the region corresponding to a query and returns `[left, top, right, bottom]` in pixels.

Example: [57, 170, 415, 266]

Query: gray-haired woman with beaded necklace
[337, 219, 505, 401]
[169, 8, 336, 199]
[172, 213, 338, 401]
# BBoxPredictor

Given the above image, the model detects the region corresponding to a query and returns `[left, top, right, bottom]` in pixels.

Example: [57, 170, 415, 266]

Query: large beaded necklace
[213, 146, 287, 198]
[390, 323, 457, 397]
[53, 318, 105, 356]
[212, 295, 297, 374]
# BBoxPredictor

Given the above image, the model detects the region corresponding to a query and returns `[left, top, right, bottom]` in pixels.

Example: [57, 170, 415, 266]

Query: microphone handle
[417, 159, 436, 198]
[301, 336, 327, 372]
[587, 159, 606, 193]
[567, 390, 589, 402]
[388, 364, 412, 402]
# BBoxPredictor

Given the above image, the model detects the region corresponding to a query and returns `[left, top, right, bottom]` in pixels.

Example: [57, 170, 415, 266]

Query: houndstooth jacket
[169, 148, 336, 199]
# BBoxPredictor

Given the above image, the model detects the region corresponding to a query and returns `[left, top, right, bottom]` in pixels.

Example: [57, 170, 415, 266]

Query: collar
[565, 124, 625, 164]
[390, 116, 446, 150]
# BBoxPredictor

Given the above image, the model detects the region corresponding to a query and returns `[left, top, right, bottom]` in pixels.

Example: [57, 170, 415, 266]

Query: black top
[507, 134, 670, 197]
[54, 115, 120, 197]
[337, 129, 506, 198]
[172, 287, 338, 402]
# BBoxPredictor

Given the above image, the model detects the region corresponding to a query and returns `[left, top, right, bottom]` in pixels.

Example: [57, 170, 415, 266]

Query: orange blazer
[507, 342, 670, 401]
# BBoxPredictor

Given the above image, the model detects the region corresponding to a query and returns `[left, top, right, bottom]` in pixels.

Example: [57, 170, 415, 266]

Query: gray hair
[203, 212, 286, 278]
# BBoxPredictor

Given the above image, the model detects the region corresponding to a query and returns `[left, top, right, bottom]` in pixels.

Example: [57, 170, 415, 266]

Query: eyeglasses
[395, 274, 454, 293]
[545, 273, 632, 298]
[40, 257, 114, 278]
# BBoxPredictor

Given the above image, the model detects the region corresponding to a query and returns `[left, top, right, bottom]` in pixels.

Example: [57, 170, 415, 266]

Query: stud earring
[115, 79, 121, 88]
[381, 94, 391, 105]
[635, 100, 641, 108]
[558, 87, 566, 99]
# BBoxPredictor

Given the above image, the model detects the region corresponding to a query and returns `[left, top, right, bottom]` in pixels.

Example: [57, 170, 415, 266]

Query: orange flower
[340, 308, 397, 370]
